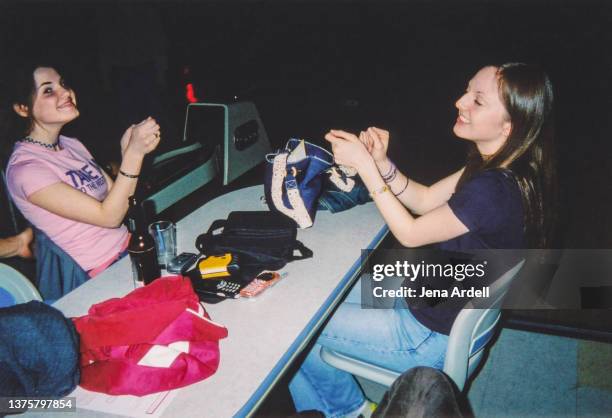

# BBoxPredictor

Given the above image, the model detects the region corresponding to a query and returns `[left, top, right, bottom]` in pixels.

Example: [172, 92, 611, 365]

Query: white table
[51, 185, 388, 418]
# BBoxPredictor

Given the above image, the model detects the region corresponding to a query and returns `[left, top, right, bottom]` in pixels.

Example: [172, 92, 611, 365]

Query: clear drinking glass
[148, 220, 177, 269]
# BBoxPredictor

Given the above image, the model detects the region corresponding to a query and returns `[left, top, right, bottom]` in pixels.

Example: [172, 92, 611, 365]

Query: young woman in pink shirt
[5, 64, 161, 275]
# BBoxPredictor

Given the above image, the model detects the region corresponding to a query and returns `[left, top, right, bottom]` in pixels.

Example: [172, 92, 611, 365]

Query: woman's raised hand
[120, 125, 133, 157]
[122, 117, 161, 157]
[324, 129, 373, 171]
[359, 127, 390, 163]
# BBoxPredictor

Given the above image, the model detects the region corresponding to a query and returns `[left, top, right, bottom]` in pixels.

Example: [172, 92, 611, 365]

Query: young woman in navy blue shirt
[289, 63, 556, 417]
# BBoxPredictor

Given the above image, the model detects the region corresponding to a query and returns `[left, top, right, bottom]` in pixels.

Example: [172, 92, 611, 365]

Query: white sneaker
[343, 400, 376, 418]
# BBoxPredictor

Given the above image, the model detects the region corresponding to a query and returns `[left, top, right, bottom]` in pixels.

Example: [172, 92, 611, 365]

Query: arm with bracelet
[359, 127, 464, 215]
[26, 117, 161, 228]
[325, 129, 468, 248]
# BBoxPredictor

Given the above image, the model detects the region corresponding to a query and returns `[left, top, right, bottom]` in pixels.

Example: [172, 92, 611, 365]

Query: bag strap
[270, 153, 313, 228]
[288, 240, 313, 261]
[327, 166, 356, 192]
[286, 138, 334, 164]
[195, 219, 226, 253]
[207, 219, 226, 234]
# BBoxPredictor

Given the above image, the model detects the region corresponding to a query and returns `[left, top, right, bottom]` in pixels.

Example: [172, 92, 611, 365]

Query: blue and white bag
[264, 139, 334, 228]
[264, 138, 369, 228]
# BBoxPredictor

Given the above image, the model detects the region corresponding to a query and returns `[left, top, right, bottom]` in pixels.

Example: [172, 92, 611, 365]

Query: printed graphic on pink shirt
[65, 159, 107, 197]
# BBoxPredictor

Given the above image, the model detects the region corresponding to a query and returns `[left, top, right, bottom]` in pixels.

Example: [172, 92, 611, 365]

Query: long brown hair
[457, 63, 557, 248]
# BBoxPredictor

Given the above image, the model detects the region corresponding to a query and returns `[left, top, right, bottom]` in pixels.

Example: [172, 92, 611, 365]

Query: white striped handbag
[264, 139, 334, 228]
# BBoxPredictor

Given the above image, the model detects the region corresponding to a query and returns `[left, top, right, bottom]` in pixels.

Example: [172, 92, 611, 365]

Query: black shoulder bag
[195, 211, 313, 277]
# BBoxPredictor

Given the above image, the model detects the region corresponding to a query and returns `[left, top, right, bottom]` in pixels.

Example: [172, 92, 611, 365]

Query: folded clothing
[73, 276, 228, 396]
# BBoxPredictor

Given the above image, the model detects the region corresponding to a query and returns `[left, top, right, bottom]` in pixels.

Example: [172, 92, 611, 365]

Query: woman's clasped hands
[324, 126, 390, 172]
[120, 116, 161, 158]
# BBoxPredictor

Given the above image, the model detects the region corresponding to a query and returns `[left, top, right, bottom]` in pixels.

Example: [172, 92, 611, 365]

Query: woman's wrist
[119, 149, 144, 179]
[381, 160, 398, 184]
[123, 146, 146, 161]
[119, 170, 139, 179]
[355, 153, 378, 176]
[376, 158, 393, 175]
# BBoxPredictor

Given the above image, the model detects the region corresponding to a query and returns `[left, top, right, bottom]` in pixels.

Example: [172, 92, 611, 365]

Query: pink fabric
[88, 233, 130, 278]
[72, 276, 228, 396]
[6, 136, 128, 271]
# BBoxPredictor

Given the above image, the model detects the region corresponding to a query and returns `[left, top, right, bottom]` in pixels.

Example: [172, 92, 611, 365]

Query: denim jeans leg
[289, 343, 365, 417]
[289, 281, 448, 417]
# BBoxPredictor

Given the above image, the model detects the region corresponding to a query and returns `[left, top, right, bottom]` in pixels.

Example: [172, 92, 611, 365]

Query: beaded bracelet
[381, 161, 397, 184]
[119, 170, 139, 179]
[385, 169, 397, 184]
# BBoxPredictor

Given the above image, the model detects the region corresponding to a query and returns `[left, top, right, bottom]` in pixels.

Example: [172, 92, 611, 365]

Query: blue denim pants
[289, 280, 449, 418]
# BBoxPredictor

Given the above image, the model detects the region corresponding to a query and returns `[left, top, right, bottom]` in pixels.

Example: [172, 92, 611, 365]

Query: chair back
[0, 263, 42, 307]
[319, 259, 525, 392]
[442, 259, 525, 390]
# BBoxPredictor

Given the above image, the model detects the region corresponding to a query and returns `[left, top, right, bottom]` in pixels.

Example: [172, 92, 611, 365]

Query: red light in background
[186, 83, 199, 103]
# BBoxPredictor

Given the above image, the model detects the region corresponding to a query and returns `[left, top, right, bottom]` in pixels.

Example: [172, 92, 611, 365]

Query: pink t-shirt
[6, 136, 128, 271]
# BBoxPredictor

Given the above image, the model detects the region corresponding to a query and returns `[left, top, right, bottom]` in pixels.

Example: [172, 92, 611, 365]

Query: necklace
[20, 136, 60, 150]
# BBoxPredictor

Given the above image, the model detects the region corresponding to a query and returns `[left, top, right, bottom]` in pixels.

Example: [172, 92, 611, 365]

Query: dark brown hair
[457, 63, 557, 248]
[1, 62, 64, 146]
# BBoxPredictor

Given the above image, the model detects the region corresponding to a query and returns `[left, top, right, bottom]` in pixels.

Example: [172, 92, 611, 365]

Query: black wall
[1, 0, 611, 246]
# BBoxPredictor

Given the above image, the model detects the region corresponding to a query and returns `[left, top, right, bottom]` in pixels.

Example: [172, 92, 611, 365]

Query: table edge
[235, 224, 390, 418]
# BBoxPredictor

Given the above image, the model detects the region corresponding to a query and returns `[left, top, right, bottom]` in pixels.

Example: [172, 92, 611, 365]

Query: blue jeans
[289, 280, 449, 418]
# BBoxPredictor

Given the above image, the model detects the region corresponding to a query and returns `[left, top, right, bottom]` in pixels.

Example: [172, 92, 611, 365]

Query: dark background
[1, 0, 611, 247]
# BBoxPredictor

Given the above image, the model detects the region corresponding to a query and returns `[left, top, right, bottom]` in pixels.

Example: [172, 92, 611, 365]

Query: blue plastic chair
[0, 263, 42, 307]
[320, 259, 525, 391]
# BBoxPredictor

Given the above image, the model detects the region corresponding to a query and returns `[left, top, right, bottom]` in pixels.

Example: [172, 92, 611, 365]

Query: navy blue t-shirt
[409, 169, 525, 334]
[440, 169, 525, 251]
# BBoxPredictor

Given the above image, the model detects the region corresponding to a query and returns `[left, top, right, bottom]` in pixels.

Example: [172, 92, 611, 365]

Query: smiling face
[453, 66, 512, 156]
[15, 67, 79, 137]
